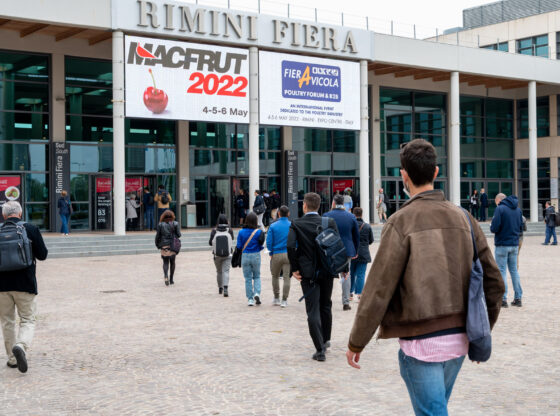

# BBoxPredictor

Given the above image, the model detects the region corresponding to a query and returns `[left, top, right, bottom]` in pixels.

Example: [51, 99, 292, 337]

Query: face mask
[403, 180, 411, 198]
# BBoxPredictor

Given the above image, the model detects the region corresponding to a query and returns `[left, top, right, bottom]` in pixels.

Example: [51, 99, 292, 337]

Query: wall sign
[96, 177, 113, 231]
[50, 142, 70, 232]
[285, 150, 299, 219]
[0, 176, 22, 209]
[259, 51, 360, 129]
[125, 35, 249, 123]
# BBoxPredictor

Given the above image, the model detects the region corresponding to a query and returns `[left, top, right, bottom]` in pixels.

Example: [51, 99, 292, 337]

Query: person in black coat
[0, 201, 48, 373]
[470, 189, 480, 220]
[349, 207, 374, 301]
[480, 188, 489, 222]
[287, 192, 338, 362]
[155, 209, 181, 286]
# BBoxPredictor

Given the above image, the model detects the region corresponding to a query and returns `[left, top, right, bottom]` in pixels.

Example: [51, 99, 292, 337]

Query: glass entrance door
[209, 177, 230, 227]
[309, 178, 331, 215]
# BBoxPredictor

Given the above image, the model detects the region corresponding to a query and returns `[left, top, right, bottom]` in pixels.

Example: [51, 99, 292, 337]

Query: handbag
[170, 223, 181, 254]
[461, 209, 492, 362]
[231, 229, 259, 268]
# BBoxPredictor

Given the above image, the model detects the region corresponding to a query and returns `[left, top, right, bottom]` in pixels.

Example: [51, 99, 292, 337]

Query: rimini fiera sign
[112, 0, 372, 59]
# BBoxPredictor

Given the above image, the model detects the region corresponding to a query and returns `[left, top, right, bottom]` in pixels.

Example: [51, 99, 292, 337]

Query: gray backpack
[0, 220, 34, 272]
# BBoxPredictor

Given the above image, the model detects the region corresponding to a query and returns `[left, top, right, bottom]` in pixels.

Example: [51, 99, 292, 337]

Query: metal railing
[185, 0, 558, 59]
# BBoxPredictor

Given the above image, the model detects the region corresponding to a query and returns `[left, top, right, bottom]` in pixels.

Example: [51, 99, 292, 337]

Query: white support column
[112, 31, 126, 235]
[371, 85, 381, 224]
[528, 80, 538, 222]
[449, 71, 461, 206]
[248, 46, 259, 210]
[359, 60, 370, 223]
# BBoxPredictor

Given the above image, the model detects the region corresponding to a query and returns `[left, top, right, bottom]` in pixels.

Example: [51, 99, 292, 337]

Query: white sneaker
[273, 298, 281, 306]
[281, 300, 288, 308]
[248, 298, 255, 306]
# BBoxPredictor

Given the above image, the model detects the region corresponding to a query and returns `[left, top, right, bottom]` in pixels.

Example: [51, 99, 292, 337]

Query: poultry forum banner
[125, 36, 249, 123]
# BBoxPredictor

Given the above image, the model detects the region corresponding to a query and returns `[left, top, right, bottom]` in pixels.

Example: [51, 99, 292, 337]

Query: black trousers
[300, 277, 334, 352]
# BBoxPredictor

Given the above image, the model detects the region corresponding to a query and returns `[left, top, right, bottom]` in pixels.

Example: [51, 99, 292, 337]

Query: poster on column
[50, 142, 70, 233]
[124, 35, 249, 123]
[0, 176, 22, 209]
[285, 151, 299, 220]
[96, 177, 113, 231]
[259, 51, 360, 129]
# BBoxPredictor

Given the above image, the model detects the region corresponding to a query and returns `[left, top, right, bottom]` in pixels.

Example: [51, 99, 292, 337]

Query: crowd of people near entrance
[2, 139, 560, 415]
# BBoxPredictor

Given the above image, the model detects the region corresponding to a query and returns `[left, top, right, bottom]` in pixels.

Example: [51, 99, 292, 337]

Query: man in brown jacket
[345, 139, 504, 415]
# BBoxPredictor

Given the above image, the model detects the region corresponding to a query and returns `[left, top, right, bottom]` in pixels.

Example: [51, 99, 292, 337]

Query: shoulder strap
[359, 223, 365, 232]
[321, 216, 328, 230]
[461, 208, 479, 261]
[242, 229, 259, 252]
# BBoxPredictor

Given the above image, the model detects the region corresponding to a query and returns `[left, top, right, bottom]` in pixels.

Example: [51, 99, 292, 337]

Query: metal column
[359, 60, 370, 223]
[528, 80, 538, 222]
[248, 47, 259, 209]
[112, 31, 126, 235]
[449, 71, 461, 206]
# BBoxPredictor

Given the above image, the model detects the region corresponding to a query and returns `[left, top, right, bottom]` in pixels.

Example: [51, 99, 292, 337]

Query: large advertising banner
[125, 35, 249, 123]
[0, 176, 22, 209]
[259, 51, 360, 129]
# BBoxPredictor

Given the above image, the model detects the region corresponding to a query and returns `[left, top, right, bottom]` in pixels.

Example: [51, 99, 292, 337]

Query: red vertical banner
[95, 177, 112, 230]
[0, 176, 22, 208]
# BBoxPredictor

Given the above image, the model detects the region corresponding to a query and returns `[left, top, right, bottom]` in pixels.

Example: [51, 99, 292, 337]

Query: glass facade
[517, 34, 549, 58]
[0, 50, 50, 229]
[481, 42, 508, 52]
[517, 158, 550, 218]
[517, 96, 550, 139]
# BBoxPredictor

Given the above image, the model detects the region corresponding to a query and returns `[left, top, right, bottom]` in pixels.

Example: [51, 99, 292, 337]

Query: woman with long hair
[236, 212, 265, 306]
[155, 209, 181, 286]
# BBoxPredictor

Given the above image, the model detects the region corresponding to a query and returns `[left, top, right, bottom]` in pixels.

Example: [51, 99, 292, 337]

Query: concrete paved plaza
[1, 235, 559, 415]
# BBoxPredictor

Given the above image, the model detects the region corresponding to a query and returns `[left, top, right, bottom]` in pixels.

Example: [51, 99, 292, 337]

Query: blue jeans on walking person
[60, 213, 70, 234]
[398, 349, 465, 416]
[545, 225, 557, 244]
[144, 206, 154, 230]
[495, 245, 522, 301]
[350, 261, 368, 295]
[242, 252, 261, 300]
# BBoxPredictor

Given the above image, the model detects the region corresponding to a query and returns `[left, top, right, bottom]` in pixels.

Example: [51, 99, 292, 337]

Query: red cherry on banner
[143, 69, 168, 114]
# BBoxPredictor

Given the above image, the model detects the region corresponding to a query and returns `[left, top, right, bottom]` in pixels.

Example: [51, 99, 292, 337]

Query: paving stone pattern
[1, 236, 559, 415]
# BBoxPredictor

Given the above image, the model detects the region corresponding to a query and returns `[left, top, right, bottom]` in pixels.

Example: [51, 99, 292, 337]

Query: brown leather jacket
[348, 190, 504, 353]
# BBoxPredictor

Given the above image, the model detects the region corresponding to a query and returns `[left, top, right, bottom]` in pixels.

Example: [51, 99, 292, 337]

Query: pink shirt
[399, 333, 469, 362]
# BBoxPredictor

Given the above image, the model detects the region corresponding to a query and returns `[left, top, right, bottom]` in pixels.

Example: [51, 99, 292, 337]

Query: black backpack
[160, 191, 169, 205]
[315, 217, 349, 277]
[213, 228, 233, 257]
[147, 193, 154, 206]
[0, 220, 34, 272]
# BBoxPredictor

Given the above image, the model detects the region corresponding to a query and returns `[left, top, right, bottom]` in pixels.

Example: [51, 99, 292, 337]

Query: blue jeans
[495, 246, 522, 300]
[399, 349, 465, 416]
[545, 225, 557, 244]
[60, 213, 70, 234]
[144, 207, 154, 230]
[350, 261, 368, 295]
[242, 252, 261, 300]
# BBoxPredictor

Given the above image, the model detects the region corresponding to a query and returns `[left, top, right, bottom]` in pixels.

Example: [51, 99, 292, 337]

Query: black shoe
[170, 279, 174, 285]
[501, 300, 508, 308]
[12, 345, 27, 373]
[343, 304, 351, 311]
[254, 295, 261, 305]
[164, 277, 169, 286]
[312, 350, 326, 361]
[219, 287, 223, 295]
[6, 361, 17, 368]
[324, 341, 331, 350]
[552, 243, 558, 246]
[223, 286, 229, 297]
[542, 242, 549, 245]
[511, 299, 522, 307]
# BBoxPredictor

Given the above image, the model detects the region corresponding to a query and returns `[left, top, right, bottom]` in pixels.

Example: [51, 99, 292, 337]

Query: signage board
[333, 179, 354, 194]
[285, 150, 299, 219]
[50, 142, 70, 232]
[259, 51, 360, 129]
[551, 177, 558, 200]
[96, 177, 113, 231]
[0, 176, 22, 210]
[125, 35, 249, 123]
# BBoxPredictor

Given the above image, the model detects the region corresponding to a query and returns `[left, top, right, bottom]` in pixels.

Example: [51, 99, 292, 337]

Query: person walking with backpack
[287, 192, 339, 361]
[266, 205, 292, 307]
[253, 190, 266, 230]
[270, 190, 281, 220]
[323, 194, 360, 311]
[345, 140, 504, 415]
[543, 201, 558, 246]
[236, 212, 265, 306]
[143, 187, 155, 231]
[491, 193, 524, 307]
[349, 207, 374, 302]
[57, 190, 72, 236]
[155, 184, 172, 222]
[0, 201, 48, 373]
[209, 214, 234, 297]
[155, 210, 181, 286]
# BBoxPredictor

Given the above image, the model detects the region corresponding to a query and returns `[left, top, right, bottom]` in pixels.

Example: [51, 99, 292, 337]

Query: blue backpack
[462, 209, 492, 362]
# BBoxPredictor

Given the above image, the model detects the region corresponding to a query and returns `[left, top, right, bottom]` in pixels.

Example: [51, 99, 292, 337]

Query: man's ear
[433, 166, 440, 181]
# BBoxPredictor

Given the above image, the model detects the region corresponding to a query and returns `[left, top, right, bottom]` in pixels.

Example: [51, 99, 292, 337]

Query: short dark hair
[278, 205, 290, 217]
[160, 209, 175, 223]
[545, 200, 551, 206]
[245, 212, 258, 229]
[353, 207, 363, 217]
[400, 139, 437, 186]
[303, 192, 321, 212]
[158, 184, 164, 190]
[217, 214, 229, 225]
[333, 194, 344, 206]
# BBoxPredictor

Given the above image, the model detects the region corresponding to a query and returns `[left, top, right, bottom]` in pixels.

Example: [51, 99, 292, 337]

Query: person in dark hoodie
[209, 214, 235, 297]
[490, 193, 524, 308]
